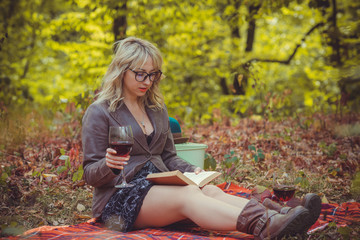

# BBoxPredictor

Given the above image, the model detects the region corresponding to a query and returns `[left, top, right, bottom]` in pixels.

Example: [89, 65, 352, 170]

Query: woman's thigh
[133, 185, 201, 229]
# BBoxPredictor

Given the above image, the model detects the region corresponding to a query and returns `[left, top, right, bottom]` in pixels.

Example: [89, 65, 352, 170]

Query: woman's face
[122, 58, 156, 101]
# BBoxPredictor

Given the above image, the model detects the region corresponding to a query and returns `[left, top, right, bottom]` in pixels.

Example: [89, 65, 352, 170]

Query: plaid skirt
[100, 161, 161, 232]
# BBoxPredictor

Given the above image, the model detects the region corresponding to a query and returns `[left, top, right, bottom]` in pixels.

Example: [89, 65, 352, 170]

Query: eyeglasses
[129, 69, 162, 82]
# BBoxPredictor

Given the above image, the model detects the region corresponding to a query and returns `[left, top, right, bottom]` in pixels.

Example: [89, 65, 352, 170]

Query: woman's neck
[123, 98, 150, 135]
[123, 98, 142, 110]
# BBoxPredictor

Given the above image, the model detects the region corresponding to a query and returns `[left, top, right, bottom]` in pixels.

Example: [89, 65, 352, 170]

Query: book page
[146, 170, 195, 186]
[183, 171, 219, 186]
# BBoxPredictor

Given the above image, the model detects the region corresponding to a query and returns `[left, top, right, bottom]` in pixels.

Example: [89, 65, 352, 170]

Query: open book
[146, 170, 221, 188]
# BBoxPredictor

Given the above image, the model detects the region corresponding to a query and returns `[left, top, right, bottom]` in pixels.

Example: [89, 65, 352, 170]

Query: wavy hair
[94, 37, 165, 112]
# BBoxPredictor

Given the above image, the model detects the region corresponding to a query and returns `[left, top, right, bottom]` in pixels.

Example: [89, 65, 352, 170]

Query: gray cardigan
[82, 102, 196, 217]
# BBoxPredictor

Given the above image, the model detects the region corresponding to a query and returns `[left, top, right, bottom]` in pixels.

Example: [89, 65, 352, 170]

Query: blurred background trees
[1, 0, 359, 124]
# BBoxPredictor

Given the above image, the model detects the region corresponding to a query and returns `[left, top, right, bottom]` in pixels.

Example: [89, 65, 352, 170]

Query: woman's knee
[201, 185, 224, 198]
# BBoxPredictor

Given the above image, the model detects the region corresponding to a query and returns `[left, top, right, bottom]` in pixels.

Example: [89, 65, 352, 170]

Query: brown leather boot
[262, 193, 321, 232]
[237, 199, 310, 240]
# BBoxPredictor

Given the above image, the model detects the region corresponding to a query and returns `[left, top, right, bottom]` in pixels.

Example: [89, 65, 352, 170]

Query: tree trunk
[113, 1, 127, 41]
[245, 3, 261, 52]
[220, 77, 229, 95]
[1, 0, 19, 52]
[229, 0, 242, 40]
[330, 0, 341, 66]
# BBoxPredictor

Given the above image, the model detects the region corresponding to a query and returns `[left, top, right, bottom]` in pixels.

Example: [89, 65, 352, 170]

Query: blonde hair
[95, 37, 165, 112]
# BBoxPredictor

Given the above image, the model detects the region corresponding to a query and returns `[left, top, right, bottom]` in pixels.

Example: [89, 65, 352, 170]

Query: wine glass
[109, 126, 134, 188]
[272, 171, 296, 205]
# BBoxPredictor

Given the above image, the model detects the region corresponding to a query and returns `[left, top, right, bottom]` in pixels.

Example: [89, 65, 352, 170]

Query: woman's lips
[139, 88, 147, 92]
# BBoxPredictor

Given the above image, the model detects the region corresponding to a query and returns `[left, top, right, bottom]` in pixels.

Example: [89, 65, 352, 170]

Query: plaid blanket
[7, 183, 360, 240]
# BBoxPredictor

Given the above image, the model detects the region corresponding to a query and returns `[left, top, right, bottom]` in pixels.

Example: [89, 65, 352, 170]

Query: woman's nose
[143, 76, 151, 85]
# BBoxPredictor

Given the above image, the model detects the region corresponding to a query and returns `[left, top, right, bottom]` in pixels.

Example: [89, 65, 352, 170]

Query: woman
[82, 37, 320, 239]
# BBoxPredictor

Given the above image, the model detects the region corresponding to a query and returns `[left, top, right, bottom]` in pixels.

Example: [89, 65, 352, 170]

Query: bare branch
[244, 22, 325, 66]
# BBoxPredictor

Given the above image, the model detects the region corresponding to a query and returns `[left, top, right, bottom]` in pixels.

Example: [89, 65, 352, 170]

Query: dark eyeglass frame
[129, 69, 162, 82]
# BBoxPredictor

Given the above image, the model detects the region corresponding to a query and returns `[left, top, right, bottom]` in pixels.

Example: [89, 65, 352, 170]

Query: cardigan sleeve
[82, 103, 119, 187]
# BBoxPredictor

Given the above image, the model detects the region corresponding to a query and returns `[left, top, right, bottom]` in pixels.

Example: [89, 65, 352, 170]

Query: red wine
[273, 186, 296, 202]
[110, 141, 133, 156]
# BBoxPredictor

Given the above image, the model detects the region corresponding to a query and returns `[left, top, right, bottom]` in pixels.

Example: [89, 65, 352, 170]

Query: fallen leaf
[322, 195, 329, 204]
[42, 173, 58, 182]
[253, 185, 268, 194]
[264, 168, 275, 179]
[77, 203, 85, 212]
[74, 212, 92, 220]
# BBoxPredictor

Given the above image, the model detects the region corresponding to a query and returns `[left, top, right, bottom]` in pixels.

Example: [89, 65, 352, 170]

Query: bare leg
[201, 185, 250, 209]
[134, 185, 242, 231]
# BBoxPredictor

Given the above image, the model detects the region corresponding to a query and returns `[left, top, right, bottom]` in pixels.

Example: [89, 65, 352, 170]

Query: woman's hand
[194, 167, 204, 175]
[105, 148, 130, 170]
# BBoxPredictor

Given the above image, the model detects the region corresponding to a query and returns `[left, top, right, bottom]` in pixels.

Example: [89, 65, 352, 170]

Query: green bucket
[175, 142, 208, 168]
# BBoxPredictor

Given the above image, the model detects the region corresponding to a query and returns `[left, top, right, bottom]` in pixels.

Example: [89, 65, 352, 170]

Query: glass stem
[121, 168, 127, 183]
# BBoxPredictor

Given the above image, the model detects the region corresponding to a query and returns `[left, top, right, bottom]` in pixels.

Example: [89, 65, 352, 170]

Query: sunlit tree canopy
[1, 0, 359, 123]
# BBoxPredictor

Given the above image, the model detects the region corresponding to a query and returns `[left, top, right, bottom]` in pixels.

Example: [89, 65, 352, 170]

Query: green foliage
[350, 171, 360, 200]
[224, 150, 240, 168]
[0, 221, 26, 237]
[32, 168, 45, 178]
[294, 170, 310, 189]
[334, 123, 360, 137]
[56, 149, 84, 183]
[248, 145, 265, 163]
[0, 166, 13, 185]
[328, 166, 341, 177]
[216, 150, 243, 182]
[1, 0, 359, 123]
[204, 153, 216, 170]
[337, 225, 352, 239]
[0, 172, 8, 184]
[319, 141, 337, 156]
[34, 150, 85, 184]
[57, 155, 70, 174]
[72, 165, 84, 182]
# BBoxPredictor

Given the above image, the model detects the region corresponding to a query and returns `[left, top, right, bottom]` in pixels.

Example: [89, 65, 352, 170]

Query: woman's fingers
[194, 167, 204, 174]
[106, 158, 127, 169]
[106, 148, 117, 155]
[106, 148, 130, 169]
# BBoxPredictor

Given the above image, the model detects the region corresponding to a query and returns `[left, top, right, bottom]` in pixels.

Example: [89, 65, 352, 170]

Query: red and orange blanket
[7, 183, 360, 240]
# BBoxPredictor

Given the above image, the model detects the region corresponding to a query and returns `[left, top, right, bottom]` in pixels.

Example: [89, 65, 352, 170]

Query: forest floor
[0, 112, 359, 239]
